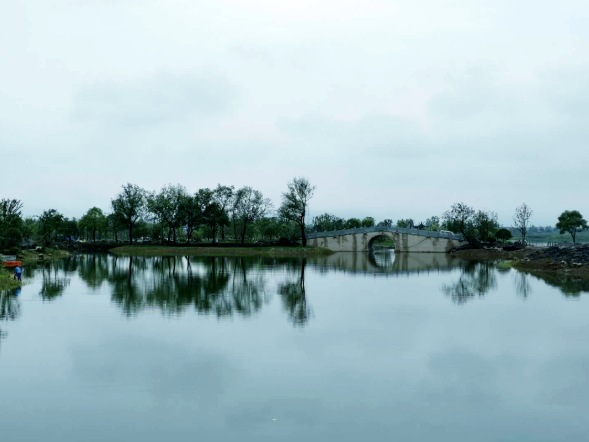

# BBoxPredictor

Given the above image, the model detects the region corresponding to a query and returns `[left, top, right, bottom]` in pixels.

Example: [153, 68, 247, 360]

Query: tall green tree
[0, 199, 23, 233]
[80, 207, 106, 242]
[425, 216, 440, 231]
[443, 203, 477, 246]
[397, 219, 414, 229]
[147, 184, 188, 244]
[21, 217, 37, 241]
[361, 217, 375, 228]
[234, 187, 272, 245]
[38, 209, 64, 245]
[474, 210, 499, 242]
[443, 204, 500, 245]
[182, 194, 202, 243]
[278, 177, 316, 246]
[3, 228, 22, 249]
[258, 217, 281, 239]
[346, 218, 362, 229]
[111, 183, 147, 244]
[213, 184, 234, 240]
[204, 201, 229, 244]
[556, 210, 587, 243]
[62, 217, 79, 243]
[312, 214, 345, 232]
[196, 188, 229, 244]
[106, 213, 124, 243]
[496, 228, 512, 243]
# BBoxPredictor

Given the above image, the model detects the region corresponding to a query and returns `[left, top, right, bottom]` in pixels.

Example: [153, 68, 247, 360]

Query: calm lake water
[1, 252, 589, 442]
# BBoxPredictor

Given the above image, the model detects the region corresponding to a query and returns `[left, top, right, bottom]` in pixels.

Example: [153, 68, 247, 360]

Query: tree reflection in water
[225, 257, 268, 316]
[0, 287, 21, 352]
[520, 271, 589, 298]
[514, 272, 532, 299]
[109, 255, 145, 316]
[441, 261, 497, 304]
[105, 255, 271, 318]
[39, 266, 71, 301]
[278, 259, 312, 326]
[77, 254, 110, 290]
[0, 288, 21, 321]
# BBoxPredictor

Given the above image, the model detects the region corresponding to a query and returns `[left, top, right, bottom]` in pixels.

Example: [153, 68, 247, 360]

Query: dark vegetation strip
[110, 245, 333, 257]
[19, 249, 71, 265]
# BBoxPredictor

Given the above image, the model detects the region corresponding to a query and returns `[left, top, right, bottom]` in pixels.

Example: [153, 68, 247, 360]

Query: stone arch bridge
[304, 227, 468, 253]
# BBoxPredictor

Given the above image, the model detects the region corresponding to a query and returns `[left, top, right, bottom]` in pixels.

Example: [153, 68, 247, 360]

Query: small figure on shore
[14, 266, 22, 282]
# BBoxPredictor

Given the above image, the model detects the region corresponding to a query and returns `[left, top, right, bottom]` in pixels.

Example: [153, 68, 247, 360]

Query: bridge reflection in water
[308, 250, 465, 276]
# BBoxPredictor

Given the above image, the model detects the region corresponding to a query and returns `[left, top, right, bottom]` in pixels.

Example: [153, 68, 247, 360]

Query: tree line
[2, 186, 588, 252]
[0, 177, 317, 251]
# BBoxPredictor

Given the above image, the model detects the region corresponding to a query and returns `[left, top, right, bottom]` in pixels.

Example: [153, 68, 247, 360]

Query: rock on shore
[527, 244, 589, 267]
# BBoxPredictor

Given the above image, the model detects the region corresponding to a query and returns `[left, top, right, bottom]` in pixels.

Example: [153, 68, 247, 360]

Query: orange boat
[3, 261, 22, 268]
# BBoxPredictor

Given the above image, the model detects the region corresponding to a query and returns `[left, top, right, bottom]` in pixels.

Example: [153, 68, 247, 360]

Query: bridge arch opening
[368, 234, 395, 251]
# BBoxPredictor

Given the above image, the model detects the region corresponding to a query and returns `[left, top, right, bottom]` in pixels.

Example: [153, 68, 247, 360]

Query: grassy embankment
[452, 246, 539, 261]
[515, 259, 589, 280]
[0, 269, 22, 291]
[2, 248, 70, 266]
[1, 248, 70, 291]
[111, 245, 333, 258]
[19, 248, 71, 264]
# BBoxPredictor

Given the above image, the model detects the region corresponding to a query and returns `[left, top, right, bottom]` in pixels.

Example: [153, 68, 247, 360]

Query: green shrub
[496, 228, 513, 243]
[496, 261, 513, 270]
[7, 246, 22, 255]
[5, 228, 23, 248]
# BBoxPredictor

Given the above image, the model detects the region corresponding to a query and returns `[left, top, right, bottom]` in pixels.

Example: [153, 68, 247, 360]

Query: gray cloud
[71, 74, 236, 127]
[1, 0, 588, 225]
[280, 114, 427, 158]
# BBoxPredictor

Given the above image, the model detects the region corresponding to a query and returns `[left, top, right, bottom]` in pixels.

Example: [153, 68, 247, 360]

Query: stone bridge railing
[306, 226, 464, 241]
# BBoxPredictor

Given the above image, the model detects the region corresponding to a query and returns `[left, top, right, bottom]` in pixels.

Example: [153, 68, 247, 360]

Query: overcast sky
[2, 0, 588, 226]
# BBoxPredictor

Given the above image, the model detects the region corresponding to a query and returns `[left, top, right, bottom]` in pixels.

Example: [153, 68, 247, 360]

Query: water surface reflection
[278, 260, 311, 326]
[3, 252, 589, 442]
[441, 261, 497, 304]
[521, 270, 589, 297]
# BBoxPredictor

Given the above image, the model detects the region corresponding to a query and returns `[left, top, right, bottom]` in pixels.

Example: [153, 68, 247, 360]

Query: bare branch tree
[513, 203, 533, 246]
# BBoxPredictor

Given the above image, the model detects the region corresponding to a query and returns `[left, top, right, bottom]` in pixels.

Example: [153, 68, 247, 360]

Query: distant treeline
[1, 185, 587, 253]
[312, 203, 587, 247]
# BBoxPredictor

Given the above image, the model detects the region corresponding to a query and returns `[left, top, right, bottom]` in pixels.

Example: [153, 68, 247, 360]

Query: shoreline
[110, 245, 334, 258]
[452, 246, 589, 280]
[450, 247, 539, 261]
[0, 271, 22, 291]
[20, 249, 71, 265]
[515, 259, 589, 279]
